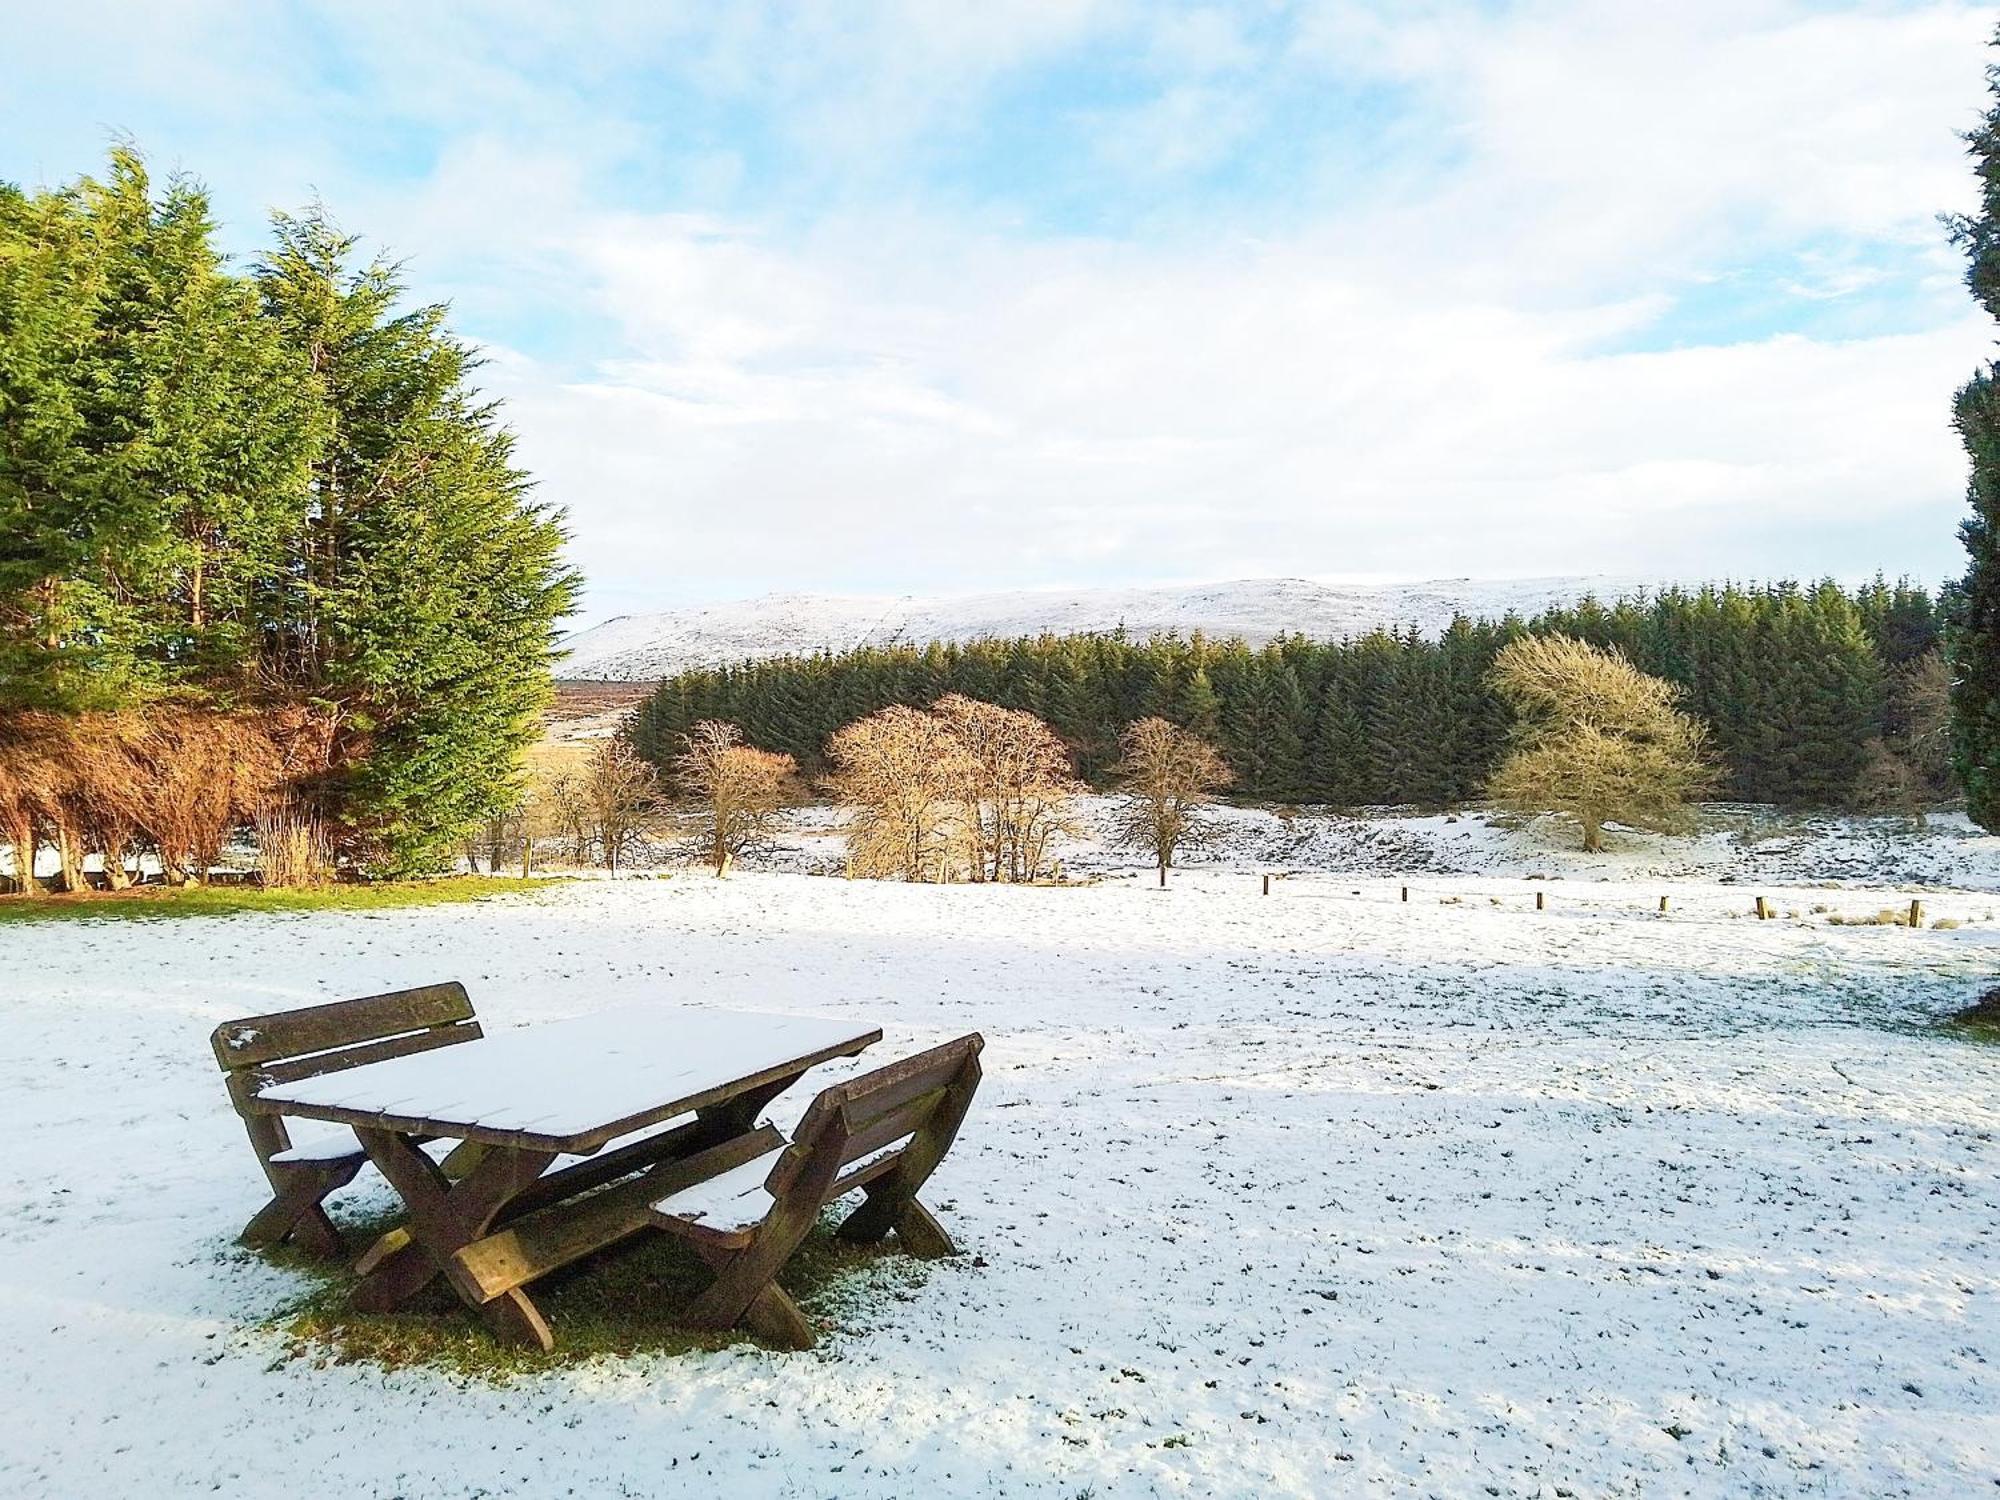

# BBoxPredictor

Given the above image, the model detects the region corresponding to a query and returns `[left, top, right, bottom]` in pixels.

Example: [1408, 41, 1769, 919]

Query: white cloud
[8, 0, 1994, 623]
[488, 209, 1983, 619]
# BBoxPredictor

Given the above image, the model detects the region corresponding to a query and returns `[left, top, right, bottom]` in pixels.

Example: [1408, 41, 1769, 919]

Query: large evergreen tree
[1949, 38, 2000, 828]
[256, 208, 578, 873]
[1, 150, 576, 883]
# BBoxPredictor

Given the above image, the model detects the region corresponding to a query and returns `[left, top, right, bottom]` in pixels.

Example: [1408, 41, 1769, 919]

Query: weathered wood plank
[252, 1021, 482, 1087]
[832, 1039, 976, 1121]
[248, 1027, 880, 1156]
[665, 1033, 985, 1347]
[836, 1087, 945, 1167]
[211, 982, 473, 1069]
[498, 1117, 712, 1223]
[448, 1126, 784, 1304]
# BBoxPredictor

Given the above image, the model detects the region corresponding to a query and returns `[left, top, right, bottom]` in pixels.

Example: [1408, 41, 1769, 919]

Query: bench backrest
[769, 1033, 984, 1204]
[211, 983, 482, 1145]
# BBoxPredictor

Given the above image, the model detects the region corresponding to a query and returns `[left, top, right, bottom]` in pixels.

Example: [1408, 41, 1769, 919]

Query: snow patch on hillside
[558, 575, 1657, 681]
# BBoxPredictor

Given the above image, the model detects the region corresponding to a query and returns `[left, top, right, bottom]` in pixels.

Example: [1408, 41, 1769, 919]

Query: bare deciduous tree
[1888, 650, 1953, 801]
[540, 770, 592, 865]
[1486, 634, 1714, 853]
[827, 698, 1083, 884]
[825, 705, 970, 881]
[931, 694, 1080, 883]
[582, 739, 659, 873]
[674, 720, 799, 876]
[1110, 716, 1234, 886]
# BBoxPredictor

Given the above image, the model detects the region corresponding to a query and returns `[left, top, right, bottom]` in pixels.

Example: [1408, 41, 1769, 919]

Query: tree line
[1, 148, 575, 889]
[629, 579, 1946, 812]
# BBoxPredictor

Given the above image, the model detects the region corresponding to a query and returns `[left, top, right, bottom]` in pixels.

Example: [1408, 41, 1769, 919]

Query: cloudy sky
[8, 2, 1997, 624]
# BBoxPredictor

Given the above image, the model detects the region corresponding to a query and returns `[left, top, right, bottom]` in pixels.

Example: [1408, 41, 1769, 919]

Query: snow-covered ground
[744, 796, 2000, 894]
[4, 812, 1999, 1497]
[557, 574, 1651, 680]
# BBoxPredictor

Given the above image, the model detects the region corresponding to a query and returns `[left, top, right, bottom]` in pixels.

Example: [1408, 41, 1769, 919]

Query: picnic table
[247, 1007, 881, 1348]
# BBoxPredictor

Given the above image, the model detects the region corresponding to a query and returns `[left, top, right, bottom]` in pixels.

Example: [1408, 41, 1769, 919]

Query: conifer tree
[1175, 665, 1223, 742]
[1948, 36, 2000, 828]
[257, 206, 577, 873]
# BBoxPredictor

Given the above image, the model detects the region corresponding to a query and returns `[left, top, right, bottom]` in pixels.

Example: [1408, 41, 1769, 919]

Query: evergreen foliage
[0, 149, 576, 879]
[1947, 38, 2000, 830]
[630, 581, 1939, 811]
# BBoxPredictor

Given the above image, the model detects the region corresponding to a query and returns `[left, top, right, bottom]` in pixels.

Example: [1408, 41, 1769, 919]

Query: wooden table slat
[251, 1008, 882, 1154]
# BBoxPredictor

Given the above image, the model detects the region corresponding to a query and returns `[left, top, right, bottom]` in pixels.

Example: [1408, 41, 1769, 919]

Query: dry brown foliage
[825, 704, 969, 881]
[0, 705, 330, 892]
[1486, 634, 1714, 853]
[254, 800, 334, 887]
[582, 739, 660, 872]
[1109, 716, 1234, 885]
[674, 720, 799, 876]
[825, 697, 1081, 884]
[931, 694, 1081, 883]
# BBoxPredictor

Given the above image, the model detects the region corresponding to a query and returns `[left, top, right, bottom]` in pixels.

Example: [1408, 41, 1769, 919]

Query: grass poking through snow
[255, 1204, 935, 1380]
[0, 875, 553, 924]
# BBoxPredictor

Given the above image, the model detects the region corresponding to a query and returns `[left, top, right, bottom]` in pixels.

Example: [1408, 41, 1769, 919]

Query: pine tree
[257, 207, 577, 873]
[1, 151, 314, 709]
[1175, 665, 1223, 742]
[1950, 39, 2000, 827]
[1256, 657, 1308, 800]
[1307, 681, 1369, 806]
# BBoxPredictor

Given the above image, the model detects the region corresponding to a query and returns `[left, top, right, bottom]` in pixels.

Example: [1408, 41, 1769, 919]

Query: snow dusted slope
[558, 575, 1652, 680]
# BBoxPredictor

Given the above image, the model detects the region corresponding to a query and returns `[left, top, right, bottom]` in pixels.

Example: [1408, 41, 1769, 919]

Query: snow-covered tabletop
[250, 1008, 881, 1154]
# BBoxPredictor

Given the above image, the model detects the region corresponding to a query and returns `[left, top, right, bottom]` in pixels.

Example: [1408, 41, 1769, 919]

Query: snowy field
[4, 810, 2000, 1497]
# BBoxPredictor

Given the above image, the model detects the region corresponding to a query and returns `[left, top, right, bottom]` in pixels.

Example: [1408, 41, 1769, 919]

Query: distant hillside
[558, 575, 1653, 681]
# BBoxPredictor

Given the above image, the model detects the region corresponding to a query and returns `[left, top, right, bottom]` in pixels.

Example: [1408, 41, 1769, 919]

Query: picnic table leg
[350, 1130, 555, 1340]
[234, 1106, 364, 1258]
[837, 1055, 981, 1257]
[694, 1071, 806, 1141]
[687, 1243, 815, 1351]
[682, 1210, 823, 1349]
[241, 1169, 354, 1256]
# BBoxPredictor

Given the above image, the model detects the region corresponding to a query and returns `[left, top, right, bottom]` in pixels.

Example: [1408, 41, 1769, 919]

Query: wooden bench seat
[265, 1129, 370, 1166]
[211, 983, 482, 1257]
[647, 1034, 983, 1347]
[651, 1138, 913, 1246]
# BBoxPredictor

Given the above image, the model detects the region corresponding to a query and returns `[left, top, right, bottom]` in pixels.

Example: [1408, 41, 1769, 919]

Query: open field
[0, 875, 539, 925]
[3, 813, 1998, 1497]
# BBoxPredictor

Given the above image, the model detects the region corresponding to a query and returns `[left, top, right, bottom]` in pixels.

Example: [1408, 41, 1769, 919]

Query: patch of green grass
[0, 875, 554, 924]
[256, 1203, 933, 1380]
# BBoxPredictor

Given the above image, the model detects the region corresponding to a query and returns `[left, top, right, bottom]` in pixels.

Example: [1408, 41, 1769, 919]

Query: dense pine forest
[630, 580, 1947, 811]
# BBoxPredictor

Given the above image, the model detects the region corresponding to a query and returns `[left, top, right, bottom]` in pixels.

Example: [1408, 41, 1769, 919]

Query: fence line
[1248, 872, 1956, 930]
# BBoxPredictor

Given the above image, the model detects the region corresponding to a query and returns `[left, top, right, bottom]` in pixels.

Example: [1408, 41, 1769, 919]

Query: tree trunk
[6, 814, 42, 896]
[1581, 817, 1603, 854]
[1158, 860, 1168, 888]
[53, 815, 84, 893]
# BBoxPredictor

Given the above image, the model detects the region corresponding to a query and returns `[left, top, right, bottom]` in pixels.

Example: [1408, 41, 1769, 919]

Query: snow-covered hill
[558, 575, 1652, 681]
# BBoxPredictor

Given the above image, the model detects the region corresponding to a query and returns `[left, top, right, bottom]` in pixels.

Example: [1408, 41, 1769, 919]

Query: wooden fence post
[1262, 874, 1271, 896]
[1400, 886, 1408, 904]
[1535, 891, 1545, 911]
[1909, 899, 1924, 928]
[1659, 896, 1669, 914]
[1755, 896, 1770, 920]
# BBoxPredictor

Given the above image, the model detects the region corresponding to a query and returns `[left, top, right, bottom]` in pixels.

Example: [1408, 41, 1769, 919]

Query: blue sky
[6, 1, 1996, 624]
